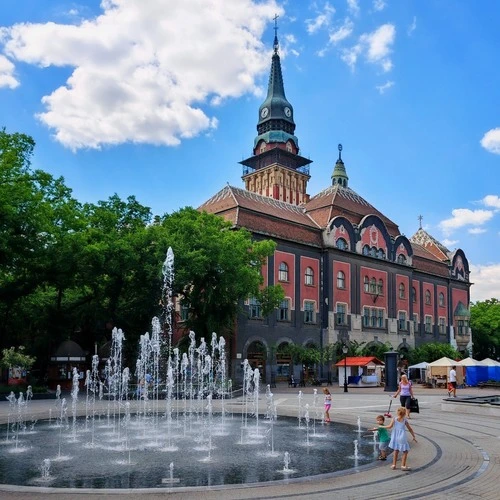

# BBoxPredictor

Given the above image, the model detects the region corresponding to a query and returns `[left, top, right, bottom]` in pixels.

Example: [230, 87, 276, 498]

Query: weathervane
[418, 214, 423, 229]
[338, 143, 343, 160]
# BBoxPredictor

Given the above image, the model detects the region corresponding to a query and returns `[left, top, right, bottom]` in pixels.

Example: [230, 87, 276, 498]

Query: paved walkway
[0, 384, 499, 499]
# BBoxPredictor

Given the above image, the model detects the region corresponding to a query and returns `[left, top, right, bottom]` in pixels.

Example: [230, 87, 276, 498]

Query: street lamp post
[342, 344, 348, 393]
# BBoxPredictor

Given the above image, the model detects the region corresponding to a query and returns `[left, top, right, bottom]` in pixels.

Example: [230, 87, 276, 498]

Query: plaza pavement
[0, 383, 499, 500]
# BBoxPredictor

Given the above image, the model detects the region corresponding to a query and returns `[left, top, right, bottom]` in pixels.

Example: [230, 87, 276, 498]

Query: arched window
[412, 287, 417, 303]
[425, 290, 431, 305]
[397, 254, 407, 265]
[260, 142, 266, 154]
[399, 283, 405, 299]
[278, 262, 289, 282]
[336, 238, 347, 250]
[370, 278, 377, 294]
[305, 267, 314, 286]
[439, 292, 445, 307]
[364, 276, 369, 292]
[363, 245, 370, 256]
[377, 249, 385, 259]
[370, 246, 377, 257]
[377, 279, 383, 294]
[286, 141, 292, 152]
[337, 271, 345, 289]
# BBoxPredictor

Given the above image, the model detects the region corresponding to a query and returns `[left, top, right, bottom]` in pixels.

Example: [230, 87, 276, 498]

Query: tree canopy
[470, 299, 500, 360]
[0, 129, 283, 378]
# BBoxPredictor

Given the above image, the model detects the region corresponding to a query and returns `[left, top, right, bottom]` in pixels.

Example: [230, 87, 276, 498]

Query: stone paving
[0, 384, 499, 499]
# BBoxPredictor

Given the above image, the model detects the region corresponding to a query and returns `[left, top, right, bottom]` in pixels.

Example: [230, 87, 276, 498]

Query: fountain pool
[0, 413, 375, 489]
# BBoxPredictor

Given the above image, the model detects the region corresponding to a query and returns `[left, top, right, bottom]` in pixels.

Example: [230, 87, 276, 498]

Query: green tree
[470, 299, 500, 359]
[160, 207, 283, 339]
[407, 342, 462, 365]
[0, 346, 36, 371]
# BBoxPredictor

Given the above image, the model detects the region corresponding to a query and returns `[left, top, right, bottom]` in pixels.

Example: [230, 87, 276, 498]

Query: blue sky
[1, 0, 499, 302]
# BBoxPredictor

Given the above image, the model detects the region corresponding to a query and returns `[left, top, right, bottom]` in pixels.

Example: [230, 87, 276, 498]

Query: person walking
[323, 388, 332, 423]
[385, 406, 417, 470]
[392, 374, 414, 419]
[448, 366, 457, 397]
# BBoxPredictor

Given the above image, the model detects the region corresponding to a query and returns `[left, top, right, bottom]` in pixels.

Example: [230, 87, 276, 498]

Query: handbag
[409, 397, 420, 413]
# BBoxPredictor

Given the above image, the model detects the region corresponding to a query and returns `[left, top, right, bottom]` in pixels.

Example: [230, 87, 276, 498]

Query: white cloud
[481, 127, 500, 154]
[0, 54, 19, 88]
[470, 263, 500, 302]
[328, 18, 354, 44]
[356, 23, 395, 72]
[1, 0, 282, 150]
[482, 195, 500, 209]
[439, 208, 494, 235]
[408, 16, 417, 36]
[373, 0, 386, 12]
[306, 3, 336, 34]
[347, 0, 360, 16]
[442, 238, 459, 248]
[376, 80, 394, 94]
[341, 44, 362, 70]
[468, 227, 487, 234]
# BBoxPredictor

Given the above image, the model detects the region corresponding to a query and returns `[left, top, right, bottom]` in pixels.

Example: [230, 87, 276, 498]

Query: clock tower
[239, 20, 312, 205]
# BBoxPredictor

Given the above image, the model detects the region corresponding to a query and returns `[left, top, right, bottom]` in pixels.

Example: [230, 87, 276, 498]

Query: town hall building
[198, 30, 472, 383]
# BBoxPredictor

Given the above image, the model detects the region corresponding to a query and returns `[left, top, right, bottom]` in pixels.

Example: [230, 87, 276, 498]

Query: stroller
[384, 398, 393, 418]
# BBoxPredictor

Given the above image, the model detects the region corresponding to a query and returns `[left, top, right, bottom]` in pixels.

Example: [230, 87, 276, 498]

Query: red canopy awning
[335, 356, 384, 367]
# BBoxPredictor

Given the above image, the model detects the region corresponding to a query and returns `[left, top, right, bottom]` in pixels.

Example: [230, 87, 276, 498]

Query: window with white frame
[398, 311, 407, 330]
[439, 317, 445, 334]
[337, 270, 346, 289]
[377, 279, 383, 295]
[364, 276, 369, 292]
[425, 315, 432, 333]
[305, 266, 314, 286]
[413, 313, 418, 332]
[336, 303, 347, 325]
[377, 309, 384, 328]
[278, 262, 289, 282]
[399, 283, 405, 299]
[412, 287, 417, 303]
[425, 290, 431, 305]
[249, 297, 261, 318]
[457, 319, 468, 335]
[439, 292, 445, 307]
[278, 299, 289, 321]
[304, 301, 315, 323]
[370, 277, 377, 294]
[363, 307, 370, 327]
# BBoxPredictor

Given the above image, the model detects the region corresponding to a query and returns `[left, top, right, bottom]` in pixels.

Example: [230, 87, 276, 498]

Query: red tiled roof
[199, 185, 320, 228]
[335, 356, 385, 367]
[305, 184, 400, 236]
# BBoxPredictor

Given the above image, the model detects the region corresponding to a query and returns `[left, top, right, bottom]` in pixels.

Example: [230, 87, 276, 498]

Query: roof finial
[418, 214, 423, 229]
[338, 143, 343, 160]
[273, 13, 279, 53]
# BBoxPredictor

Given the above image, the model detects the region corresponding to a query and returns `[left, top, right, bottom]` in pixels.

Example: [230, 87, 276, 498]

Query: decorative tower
[331, 144, 349, 188]
[239, 17, 312, 205]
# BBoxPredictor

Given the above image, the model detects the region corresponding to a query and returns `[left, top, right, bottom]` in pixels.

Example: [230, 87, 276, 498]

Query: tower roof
[409, 227, 450, 261]
[331, 144, 349, 188]
[256, 19, 297, 150]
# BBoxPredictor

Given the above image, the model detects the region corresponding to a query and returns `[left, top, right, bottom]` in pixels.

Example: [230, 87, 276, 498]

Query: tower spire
[273, 13, 279, 53]
[331, 143, 349, 188]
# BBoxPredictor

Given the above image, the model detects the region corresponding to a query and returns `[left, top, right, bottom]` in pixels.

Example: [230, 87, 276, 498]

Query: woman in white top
[392, 374, 414, 418]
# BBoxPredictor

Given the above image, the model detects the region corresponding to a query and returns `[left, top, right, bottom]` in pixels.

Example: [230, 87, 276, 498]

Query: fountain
[0, 249, 374, 490]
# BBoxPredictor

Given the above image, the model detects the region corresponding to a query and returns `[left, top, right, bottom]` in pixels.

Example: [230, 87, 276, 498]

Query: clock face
[284, 106, 292, 117]
[260, 107, 269, 118]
